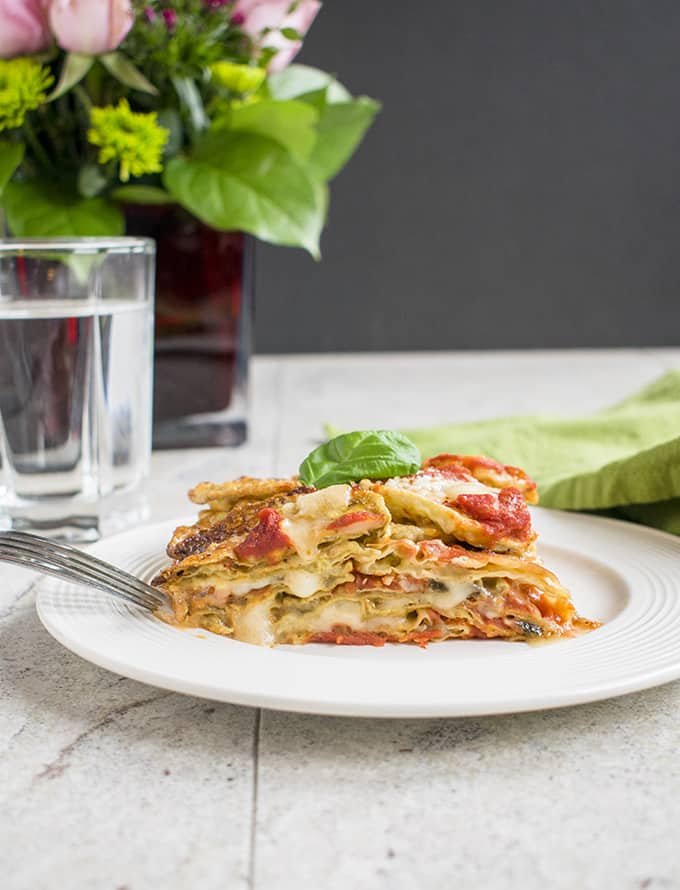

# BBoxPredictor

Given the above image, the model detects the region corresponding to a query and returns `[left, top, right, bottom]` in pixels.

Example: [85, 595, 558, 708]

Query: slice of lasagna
[153, 454, 598, 646]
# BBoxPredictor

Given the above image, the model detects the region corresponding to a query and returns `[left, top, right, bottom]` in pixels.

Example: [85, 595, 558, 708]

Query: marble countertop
[2, 350, 680, 890]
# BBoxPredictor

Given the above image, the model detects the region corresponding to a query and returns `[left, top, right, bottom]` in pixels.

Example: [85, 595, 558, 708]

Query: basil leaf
[299, 430, 421, 488]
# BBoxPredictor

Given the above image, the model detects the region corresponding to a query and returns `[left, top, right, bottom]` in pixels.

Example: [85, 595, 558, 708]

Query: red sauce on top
[458, 454, 507, 473]
[454, 487, 531, 541]
[234, 508, 293, 563]
[425, 453, 537, 495]
[326, 510, 384, 530]
[420, 464, 473, 482]
[425, 453, 504, 474]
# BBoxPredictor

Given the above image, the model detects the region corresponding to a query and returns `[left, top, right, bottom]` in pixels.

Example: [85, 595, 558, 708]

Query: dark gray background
[255, 0, 680, 353]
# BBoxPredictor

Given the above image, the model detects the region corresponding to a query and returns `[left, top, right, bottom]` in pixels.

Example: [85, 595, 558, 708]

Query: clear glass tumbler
[0, 238, 155, 541]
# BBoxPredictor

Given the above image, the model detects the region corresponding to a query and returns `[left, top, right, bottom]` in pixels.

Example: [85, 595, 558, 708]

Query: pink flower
[0, 0, 52, 58]
[232, 0, 320, 71]
[48, 0, 134, 54]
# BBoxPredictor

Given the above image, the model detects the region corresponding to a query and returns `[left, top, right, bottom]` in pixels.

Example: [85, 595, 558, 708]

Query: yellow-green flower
[211, 62, 266, 96]
[0, 58, 53, 133]
[88, 99, 169, 183]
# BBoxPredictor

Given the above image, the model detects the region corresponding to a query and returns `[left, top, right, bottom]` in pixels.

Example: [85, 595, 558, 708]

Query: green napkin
[401, 370, 680, 535]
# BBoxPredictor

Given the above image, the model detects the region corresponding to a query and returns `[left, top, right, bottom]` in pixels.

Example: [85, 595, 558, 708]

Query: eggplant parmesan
[153, 455, 598, 646]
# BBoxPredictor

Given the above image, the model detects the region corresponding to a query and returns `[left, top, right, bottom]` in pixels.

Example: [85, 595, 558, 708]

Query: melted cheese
[280, 484, 351, 560]
[287, 599, 409, 634]
[362, 580, 480, 615]
[231, 597, 274, 645]
[273, 579, 482, 639]
[282, 569, 324, 598]
[201, 570, 329, 603]
[384, 472, 495, 503]
[302, 599, 363, 631]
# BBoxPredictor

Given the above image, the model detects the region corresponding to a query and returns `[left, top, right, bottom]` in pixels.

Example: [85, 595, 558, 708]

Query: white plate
[36, 508, 680, 718]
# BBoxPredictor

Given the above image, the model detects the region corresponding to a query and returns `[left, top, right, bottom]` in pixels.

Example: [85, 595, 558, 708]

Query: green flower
[211, 62, 266, 96]
[0, 59, 53, 132]
[88, 99, 169, 183]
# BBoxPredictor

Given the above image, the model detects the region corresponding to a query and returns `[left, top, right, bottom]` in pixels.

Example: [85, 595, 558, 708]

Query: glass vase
[124, 205, 252, 449]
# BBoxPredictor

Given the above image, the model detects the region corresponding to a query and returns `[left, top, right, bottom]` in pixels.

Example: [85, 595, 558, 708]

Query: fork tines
[0, 530, 166, 611]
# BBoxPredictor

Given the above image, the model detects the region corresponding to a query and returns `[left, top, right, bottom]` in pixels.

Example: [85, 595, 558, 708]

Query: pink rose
[48, 0, 134, 54]
[232, 0, 321, 72]
[0, 0, 52, 58]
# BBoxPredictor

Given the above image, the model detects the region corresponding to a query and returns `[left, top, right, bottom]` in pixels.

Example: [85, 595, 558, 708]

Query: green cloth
[401, 370, 680, 535]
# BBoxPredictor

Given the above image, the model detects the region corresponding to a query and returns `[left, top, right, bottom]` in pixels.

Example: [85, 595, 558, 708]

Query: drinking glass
[0, 238, 155, 541]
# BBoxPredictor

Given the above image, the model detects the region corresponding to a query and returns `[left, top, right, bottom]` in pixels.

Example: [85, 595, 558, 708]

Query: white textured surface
[2, 350, 680, 889]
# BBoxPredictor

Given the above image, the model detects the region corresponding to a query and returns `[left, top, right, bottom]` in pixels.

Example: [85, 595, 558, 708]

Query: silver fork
[0, 530, 167, 611]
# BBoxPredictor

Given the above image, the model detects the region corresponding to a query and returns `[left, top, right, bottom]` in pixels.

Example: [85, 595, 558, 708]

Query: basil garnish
[299, 430, 422, 488]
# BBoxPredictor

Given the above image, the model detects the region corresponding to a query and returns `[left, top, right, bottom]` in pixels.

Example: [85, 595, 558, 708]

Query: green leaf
[47, 52, 93, 101]
[172, 76, 208, 133]
[267, 65, 379, 179]
[227, 99, 319, 160]
[113, 184, 173, 205]
[267, 65, 351, 103]
[299, 431, 422, 488]
[280, 27, 301, 40]
[3, 180, 124, 237]
[100, 52, 158, 95]
[157, 109, 183, 156]
[77, 163, 108, 198]
[0, 141, 24, 197]
[308, 97, 380, 180]
[164, 130, 325, 257]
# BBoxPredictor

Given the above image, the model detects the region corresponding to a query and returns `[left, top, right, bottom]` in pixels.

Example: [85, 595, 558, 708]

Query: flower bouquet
[0, 0, 379, 446]
[0, 0, 378, 256]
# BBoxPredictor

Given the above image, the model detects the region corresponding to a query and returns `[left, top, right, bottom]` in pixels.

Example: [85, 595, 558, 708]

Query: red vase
[124, 205, 252, 448]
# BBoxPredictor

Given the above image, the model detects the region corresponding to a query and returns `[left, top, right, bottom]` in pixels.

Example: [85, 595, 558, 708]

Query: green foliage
[307, 97, 380, 180]
[125, 0, 240, 89]
[0, 141, 24, 197]
[112, 184, 173, 205]
[164, 130, 325, 257]
[99, 52, 158, 95]
[226, 99, 319, 160]
[48, 53, 94, 101]
[268, 65, 380, 179]
[299, 431, 422, 489]
[77, 163, 108, 198]
[267, 65, 350, 102]
[3, 180, 124, 237]
[3, 12, 379, 253]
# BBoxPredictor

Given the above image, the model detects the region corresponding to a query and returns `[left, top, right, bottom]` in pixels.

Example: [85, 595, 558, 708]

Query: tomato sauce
[234, 508, 293, 563]
[418, 540, 476, 562]
[326, 510, 384, 530]
[453, 487, 531, 541]
[308, 630, 387, 646]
